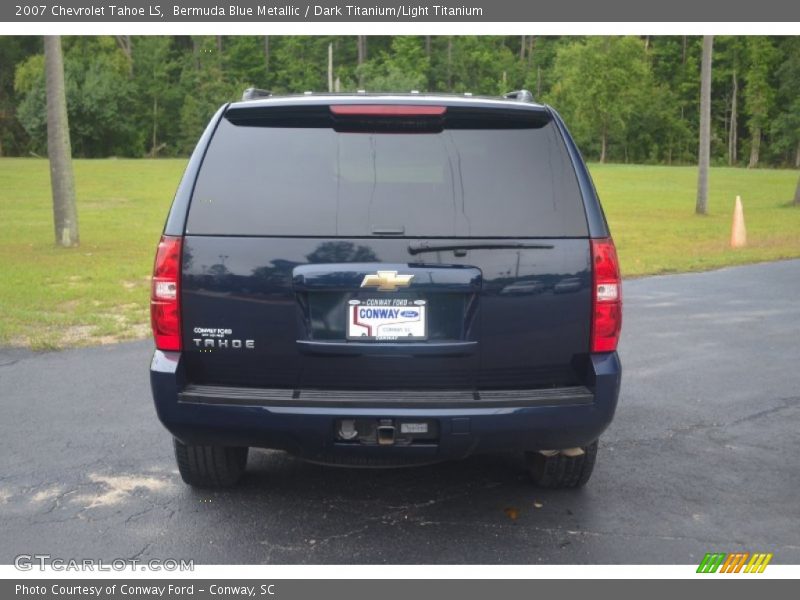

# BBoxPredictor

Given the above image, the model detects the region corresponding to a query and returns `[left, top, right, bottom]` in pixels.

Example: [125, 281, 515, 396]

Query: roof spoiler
[225, 103, 551, 130]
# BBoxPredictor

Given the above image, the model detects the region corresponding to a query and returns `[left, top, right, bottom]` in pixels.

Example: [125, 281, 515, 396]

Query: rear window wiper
[408, 241, 554, 255]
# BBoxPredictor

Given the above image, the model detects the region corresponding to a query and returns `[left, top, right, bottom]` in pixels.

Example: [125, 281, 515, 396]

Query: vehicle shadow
[173, 448, 599, 563]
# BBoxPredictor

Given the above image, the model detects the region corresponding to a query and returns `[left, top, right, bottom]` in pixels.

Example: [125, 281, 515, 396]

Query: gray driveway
[1, 260, 798, 564]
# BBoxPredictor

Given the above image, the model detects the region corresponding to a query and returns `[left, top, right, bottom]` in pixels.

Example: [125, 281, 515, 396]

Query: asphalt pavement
[1, 259, 799, 564]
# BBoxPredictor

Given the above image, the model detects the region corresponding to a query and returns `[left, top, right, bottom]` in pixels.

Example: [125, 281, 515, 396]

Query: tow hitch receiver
[376, 420, 396, 445]
[335, 418, 438, 446]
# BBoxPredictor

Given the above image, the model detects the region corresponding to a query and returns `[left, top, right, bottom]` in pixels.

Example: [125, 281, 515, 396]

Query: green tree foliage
[770, 38, 800, 168]
[131, 36, 183, 156]
[547, 37, 652, 162]
[2, 35, 799, 167]
[743, 37, 778, 167]
[358, 36, 430, 91]
[15, 37, 141, 157]
[175, 37, 241, 154]
[0, 36, 39, 155]
[646, 36, 702, 164]
[435, 36, 517, 94]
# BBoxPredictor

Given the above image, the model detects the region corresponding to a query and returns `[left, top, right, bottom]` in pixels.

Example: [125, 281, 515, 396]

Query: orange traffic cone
[731, 196, 747, 248]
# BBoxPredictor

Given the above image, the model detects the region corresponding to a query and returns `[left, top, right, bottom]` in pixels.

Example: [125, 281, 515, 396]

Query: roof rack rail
[504, 89, 534, 103]
[241, 88, 272, 101]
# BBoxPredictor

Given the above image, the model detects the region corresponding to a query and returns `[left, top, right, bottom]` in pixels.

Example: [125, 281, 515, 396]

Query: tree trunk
[748, 127, 760, 168]
[115, 35, 133, 74]
[696, 35, 713, 216]
[600, 124, 608, 164]
[357, 36, 367, 64]
[728, 69, 739, 166]
[264, 36, 270, 78]
[520, 36, 526, 60]
[536, 65, 541, 97]
[731, 90, 737, 162]
[44, 36, 79, 248]
[728, 69, 737, 166]
[795, 140, 800, 169]
[527, 36, 535, 72]
[151, 97, 158, 158]
[357, 36, 367, 87]
[794, 174, 800, 206]
[192, 36, 200, 69]
[327, 43, 333, 93]
[425, 36, 431, 57]
[446, 38, 452, 90]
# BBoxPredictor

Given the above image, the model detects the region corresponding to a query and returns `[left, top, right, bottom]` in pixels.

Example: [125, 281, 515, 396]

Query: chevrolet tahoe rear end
[149, 91, 622, 488]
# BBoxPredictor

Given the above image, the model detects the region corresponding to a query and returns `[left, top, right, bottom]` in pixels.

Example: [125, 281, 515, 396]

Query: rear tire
[525, 440, 598, 489]
[173, 438, 249, 487]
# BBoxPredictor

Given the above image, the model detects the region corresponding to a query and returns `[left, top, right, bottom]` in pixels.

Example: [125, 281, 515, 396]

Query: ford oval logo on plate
[400, 310, 419, 318]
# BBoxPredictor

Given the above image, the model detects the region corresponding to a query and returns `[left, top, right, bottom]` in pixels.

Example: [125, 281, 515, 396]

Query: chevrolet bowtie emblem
[360, 271, 414, 292]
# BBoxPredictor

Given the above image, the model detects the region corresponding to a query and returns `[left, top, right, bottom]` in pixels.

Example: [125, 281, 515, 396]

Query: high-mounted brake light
[151, 235, 183, 351]
[330, 105, 447, 117]
[590, 238, 622, 353]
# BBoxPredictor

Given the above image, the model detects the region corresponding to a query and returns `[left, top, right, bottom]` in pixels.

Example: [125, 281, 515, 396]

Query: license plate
[347, 299, 427, 340]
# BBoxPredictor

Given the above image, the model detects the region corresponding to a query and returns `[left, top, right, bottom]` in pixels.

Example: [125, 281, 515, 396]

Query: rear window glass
[186, 116, 588, 237]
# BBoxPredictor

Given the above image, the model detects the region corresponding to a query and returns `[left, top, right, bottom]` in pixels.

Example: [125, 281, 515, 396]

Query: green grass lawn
[593, 163, 800, 277]
[0, 158, 798, 348]
[0, 158, 186, 349]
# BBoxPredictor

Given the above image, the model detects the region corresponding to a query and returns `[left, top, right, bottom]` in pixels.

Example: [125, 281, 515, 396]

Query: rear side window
[186, 114, 588, 237]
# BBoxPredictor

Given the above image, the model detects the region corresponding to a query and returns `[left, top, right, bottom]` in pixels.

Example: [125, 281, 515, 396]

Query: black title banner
[4, 0, 800, 22]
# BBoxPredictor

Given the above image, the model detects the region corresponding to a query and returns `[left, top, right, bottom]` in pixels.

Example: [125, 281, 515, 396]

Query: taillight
[150, 235, 182, 351]
[590, 238, 622, 353]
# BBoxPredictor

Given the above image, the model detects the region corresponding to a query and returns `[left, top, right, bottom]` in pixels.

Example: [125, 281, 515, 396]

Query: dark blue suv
[149, 90, 622, 488]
